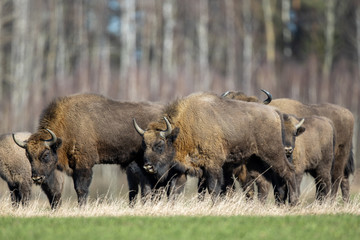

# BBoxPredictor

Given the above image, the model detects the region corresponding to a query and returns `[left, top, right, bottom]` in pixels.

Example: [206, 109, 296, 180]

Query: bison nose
[143, 164, 156, 174]
[284, 146, 293, 156]
[32, 176, 45, 184]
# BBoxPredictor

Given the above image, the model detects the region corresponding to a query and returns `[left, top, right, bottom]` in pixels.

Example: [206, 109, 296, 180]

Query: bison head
[282, 114, 305, 162]
[13, 129, 62, 185]
[133, 117, 179, 180]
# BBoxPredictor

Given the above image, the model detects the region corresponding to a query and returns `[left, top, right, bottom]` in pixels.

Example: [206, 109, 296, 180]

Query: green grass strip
[0, 214, 359, 240]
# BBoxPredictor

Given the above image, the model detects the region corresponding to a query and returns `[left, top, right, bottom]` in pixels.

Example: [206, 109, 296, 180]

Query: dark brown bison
[133, 92, 299, 204]
[223, 91, 354, 202]
[2, 132, 64, 208]
[13, 93, 164, 206]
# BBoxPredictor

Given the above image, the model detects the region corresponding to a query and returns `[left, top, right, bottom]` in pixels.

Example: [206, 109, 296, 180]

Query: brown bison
[235, 115, 335, 203]
[133, 92, 299, 204]
[223, 91, 355, 202]
[3, 132, 64, 208]
[13, 93, 164, 206]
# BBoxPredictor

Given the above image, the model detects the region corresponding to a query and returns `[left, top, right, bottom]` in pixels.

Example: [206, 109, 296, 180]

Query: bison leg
[204, 167, 224, 202]
[312, 170, 331, 202]
[73, 168, 93, 206]
[7, 183, 20, 207]
[41, 170, 64, 209]
[197, 176, 207, 201]
[340, 178, 350, 202]
[256, 175, 271, 203]
[18, 181, 32, 207]
[167, 173, 187, 201]
[126, 163, 140, 207]
[221, 167, 236, 197]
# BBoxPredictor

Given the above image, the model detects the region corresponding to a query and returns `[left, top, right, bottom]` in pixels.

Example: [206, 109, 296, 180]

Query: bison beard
[134, 92, 299, 205]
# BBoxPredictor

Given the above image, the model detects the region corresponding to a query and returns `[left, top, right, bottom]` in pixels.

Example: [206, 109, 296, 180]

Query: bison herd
[4, 90, 354, 209]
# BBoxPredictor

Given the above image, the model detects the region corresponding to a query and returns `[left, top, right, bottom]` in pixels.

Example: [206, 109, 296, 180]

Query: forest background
[1, 0, 360, 198]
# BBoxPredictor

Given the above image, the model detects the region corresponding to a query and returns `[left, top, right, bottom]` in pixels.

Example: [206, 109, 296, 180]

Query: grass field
[0, 170, 359, 239]
[0, 191, 359, 240]
[1, 214, 359, 240]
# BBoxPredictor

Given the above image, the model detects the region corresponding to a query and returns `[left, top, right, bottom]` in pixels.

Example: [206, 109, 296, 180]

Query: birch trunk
[197, 0, 210, 90]
[149, 0, 161, 100]
[242, 0, 253, 93]
[10, 0, 30, 130]
[162, 0, 176, 98]
[120, 0, 136, 99]
[321, 0, 335, 102]
[262, 0, 275, 64]
[225, 0, 236, 90]
[357, 5, 360, 77]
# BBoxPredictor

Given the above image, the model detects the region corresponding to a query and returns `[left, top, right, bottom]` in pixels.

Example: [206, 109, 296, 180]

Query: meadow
[0, 168, 359, 240]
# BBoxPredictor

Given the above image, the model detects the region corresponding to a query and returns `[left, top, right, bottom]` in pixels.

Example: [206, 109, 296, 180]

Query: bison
[1, 132, 64, 208]
[133, 92, 300, 204]
[223, 91, 354, 202]
[13, 93, 165, 206]
[234, 115, 335, 203]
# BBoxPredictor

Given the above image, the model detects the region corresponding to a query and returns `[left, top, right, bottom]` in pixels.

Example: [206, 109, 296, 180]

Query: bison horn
[295, 118, 305, 130]
[261, 89, 272, 104]
[133, 118, 145, 136]
[221, 91, 230, 97]
[44, 128, 57, 146]
[12, 133, 27, 149]
[160, 117, 173, 138]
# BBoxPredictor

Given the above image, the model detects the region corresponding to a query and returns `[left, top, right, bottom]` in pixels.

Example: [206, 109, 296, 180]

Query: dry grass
[0, 168, 359, 218]
[0, 188, 360, 218]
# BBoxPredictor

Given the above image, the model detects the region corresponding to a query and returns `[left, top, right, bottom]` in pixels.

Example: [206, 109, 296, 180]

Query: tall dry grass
[0, 178, 359, 218]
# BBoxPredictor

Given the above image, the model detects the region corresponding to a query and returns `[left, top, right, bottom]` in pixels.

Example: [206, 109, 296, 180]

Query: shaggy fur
[138, 92, 299, 204]
[16, 93, 164, 206]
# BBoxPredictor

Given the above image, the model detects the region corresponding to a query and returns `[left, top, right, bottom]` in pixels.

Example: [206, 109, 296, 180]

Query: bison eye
[41, 151, 51, 163]
[153, 141, 164, 154]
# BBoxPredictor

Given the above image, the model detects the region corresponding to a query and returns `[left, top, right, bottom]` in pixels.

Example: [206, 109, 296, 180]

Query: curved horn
[133, 118, 145, 136]
[12, 133, 27, 149]
[160, 117, 173, 138]
[295, 118, 305, 130]
[261, 89, 272, 104]
[221, 91, 230, 97]
[44, 128, 57, 146]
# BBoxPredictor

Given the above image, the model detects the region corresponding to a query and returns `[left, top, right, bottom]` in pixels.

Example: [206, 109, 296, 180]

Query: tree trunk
[282, 0, 292, 57]
[262, 0, 275, 64]
[321, 0, 335, 102]
[10, 0, 30, 130]
[162, 0, 176, 97]
[225, 0, 236, 90]
[119, 0, 137, 100]
[242, 0, 253, 93]
[198, 0, 210, 90]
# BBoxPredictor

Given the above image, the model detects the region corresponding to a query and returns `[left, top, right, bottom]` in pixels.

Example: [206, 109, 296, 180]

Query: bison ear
[167, 127, 179, 143]
[50, 138, 62, 151]
[296, 126, 305, 136]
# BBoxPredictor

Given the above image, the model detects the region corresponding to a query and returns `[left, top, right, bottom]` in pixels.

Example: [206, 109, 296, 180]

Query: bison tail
[344, 146, 355, 178]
